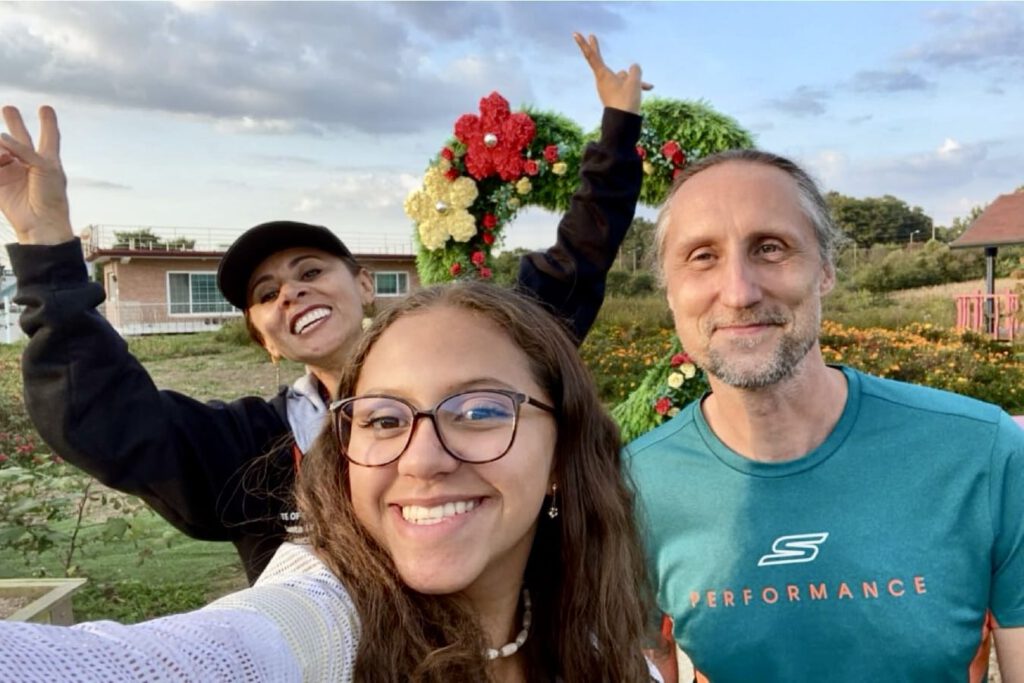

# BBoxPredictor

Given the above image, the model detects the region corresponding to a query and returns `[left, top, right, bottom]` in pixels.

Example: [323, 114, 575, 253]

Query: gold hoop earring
[547, 483, 559, 519]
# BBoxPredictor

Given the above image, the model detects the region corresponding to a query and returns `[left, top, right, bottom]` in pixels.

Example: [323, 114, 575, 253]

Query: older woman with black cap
[1, 34, 648, 582]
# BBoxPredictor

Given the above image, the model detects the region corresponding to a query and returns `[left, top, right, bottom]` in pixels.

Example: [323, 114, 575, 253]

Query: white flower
[667, 372, 685, 389]
[680, 362, 697, 379]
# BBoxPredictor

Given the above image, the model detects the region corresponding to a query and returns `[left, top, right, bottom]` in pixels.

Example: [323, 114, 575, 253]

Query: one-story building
[82, 224, 418, 335]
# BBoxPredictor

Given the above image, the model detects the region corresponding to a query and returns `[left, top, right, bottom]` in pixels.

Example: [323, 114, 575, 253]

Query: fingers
[2, 105, 34, 150]
[574, 32, 607, 72]
[37, 106, 60, 160]
[0, 105, 45, 167]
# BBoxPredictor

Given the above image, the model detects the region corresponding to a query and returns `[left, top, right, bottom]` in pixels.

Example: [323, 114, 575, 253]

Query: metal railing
[955, 292, 1020, 341]
[98, 301, 242, 336]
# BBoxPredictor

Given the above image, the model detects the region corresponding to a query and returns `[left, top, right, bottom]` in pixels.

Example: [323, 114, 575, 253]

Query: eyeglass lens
[339, 391, 519, 466]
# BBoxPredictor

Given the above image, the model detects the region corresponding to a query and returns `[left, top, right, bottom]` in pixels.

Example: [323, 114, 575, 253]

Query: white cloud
[293, 170, 421, 214]
[0, 2, 627, 135]
[904, 3, 1024, 70]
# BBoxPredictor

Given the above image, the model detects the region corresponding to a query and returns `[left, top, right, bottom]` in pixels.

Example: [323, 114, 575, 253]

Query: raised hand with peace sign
[0, 105, 73, 245]
[574, 32, 653, 115]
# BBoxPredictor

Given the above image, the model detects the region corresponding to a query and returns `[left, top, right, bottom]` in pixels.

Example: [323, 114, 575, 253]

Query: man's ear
[820, 261, 836, 296]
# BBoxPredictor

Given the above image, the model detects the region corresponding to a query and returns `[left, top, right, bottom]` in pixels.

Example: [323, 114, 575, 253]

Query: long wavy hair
[295, 282, 655, 682]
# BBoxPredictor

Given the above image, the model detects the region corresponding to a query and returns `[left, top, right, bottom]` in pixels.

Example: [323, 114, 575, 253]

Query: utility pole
[909, 230, 921, 245]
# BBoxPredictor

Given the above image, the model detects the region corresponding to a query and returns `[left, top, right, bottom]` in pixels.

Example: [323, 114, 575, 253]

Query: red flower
[670, 352, 692, 367]
[471, 251, 486, 266]
[673, 168, 683, 180]
[449, 262, 462, 277]
[636, 145, 647, 159]
[444, 167, 460, 181]
[479, 267, 493, 279]
[482, 213, 498, 230]
[0, 454, 8, 464]
[441, 147, 454, 161]
[524, 159, 539, 176]
[482, 232, 495, 245]
[544, 145, 559, 163]
[661, 140, 681, 159]
[672, 150, 686, 166]
[654, 397, 673, 415]
[454, 92, 536, 181]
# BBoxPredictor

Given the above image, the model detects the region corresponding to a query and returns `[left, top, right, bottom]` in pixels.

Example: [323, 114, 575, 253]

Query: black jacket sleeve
[516, 108, 643, 344]
[10, 239, 291, 543]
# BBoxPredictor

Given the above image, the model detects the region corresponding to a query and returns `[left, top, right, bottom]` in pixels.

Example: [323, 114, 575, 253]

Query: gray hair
[653, 149, 845, 284]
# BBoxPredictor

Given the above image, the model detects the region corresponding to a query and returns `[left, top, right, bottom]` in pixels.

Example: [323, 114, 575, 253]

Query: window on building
[167, 272, 235, 315]
[374, 271, 409, 297]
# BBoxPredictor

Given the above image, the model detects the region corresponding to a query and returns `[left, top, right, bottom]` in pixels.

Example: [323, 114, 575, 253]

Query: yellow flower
[404, 166, 479, 252]
[516, 177, 532, 195]
[507, 197, 521, 209]
[667, 372, 684, 389]
[551, 162, 568, 175]
[643, 160, 655, 175]
[680, 362, 697, 379]
[438, 158, 452, 172]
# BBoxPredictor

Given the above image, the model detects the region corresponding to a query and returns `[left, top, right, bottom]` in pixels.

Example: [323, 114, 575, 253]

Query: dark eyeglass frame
[329, 389, 556, 468]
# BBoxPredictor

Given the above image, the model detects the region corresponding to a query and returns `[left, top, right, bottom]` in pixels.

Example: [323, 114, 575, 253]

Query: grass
[0, 511, 246, 622]
[0, 330, 301, 622]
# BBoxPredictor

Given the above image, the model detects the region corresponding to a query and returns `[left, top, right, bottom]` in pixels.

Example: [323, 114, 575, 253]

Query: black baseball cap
[217, 220, 356, 309]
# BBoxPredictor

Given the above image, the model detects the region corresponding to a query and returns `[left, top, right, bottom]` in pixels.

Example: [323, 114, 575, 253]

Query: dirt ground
[0, 596, 32, 619]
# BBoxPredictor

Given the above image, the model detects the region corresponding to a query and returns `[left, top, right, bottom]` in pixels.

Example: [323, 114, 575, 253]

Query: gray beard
[704, 331, 817, 389]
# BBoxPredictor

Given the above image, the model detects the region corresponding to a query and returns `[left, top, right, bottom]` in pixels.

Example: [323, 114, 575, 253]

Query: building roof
[951, 191, 1024, 249]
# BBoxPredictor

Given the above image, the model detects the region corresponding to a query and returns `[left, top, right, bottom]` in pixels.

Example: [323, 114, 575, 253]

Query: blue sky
[1, 1, 1022, 264]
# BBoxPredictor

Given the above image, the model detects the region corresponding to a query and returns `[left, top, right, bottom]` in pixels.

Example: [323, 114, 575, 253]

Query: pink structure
[955, 291, 1020, 341]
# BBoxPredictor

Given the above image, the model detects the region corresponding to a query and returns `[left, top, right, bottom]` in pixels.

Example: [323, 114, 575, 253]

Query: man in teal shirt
[625, 150, 1024, 681]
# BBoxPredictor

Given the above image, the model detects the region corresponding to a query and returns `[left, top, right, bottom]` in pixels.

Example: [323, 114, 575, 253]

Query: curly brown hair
[295, 281, 655, 682]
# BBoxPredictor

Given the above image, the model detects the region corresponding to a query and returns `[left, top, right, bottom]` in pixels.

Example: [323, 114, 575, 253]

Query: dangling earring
[547, 483, 559, 519]
[361, 302, 374, 332]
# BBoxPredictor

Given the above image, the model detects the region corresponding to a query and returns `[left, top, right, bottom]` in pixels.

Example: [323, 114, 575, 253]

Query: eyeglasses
[329, 389, 556, 467]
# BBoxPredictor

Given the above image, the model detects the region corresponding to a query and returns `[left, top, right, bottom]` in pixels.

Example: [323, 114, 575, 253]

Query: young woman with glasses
[1, 34, 650, 582]
[0, 282, 661, 682]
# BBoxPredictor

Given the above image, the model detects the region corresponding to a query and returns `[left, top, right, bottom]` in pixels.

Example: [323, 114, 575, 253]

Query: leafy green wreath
[405, 93, 754, 440]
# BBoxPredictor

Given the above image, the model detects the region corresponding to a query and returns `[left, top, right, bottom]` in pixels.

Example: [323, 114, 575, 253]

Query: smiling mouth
[400, 499, 481, 525]
[292, 307, 331, 335]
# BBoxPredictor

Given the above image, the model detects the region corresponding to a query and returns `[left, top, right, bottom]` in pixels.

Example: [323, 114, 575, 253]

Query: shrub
[605, 270, 657, 297]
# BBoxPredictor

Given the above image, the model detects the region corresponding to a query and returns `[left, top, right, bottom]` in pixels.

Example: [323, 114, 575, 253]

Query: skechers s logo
[757, 532, 830, 567]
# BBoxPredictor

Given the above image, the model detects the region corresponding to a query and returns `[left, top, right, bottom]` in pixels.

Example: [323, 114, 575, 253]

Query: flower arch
[405, 92, 755, 439]
[405, 92, 754, 284]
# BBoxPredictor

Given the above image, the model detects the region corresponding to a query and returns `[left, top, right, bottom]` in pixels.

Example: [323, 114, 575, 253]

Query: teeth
[293, 308, 329, 334]
[401, 499, 478, 525]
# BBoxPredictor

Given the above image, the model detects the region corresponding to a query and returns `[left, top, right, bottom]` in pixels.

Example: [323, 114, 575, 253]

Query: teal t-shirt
[625, 367, 1024, 682]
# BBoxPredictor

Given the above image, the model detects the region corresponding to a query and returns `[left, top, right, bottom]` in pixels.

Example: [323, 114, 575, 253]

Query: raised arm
[3, 107, 292, 579]
[516, 34, 650, 344]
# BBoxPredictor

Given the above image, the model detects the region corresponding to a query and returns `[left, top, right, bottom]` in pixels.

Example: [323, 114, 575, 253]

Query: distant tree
[827, 192, 933, 247]
[935, 205, 986, 243]
[617, 217, 657, 273]
[489, 248, 530, 287]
